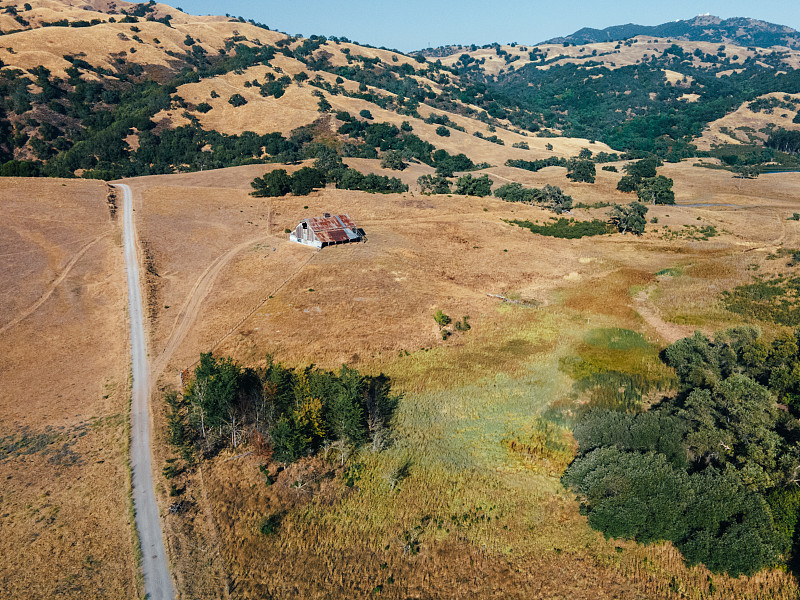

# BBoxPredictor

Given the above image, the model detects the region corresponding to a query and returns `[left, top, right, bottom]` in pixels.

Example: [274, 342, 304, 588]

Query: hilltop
[545, 15, 800, 48]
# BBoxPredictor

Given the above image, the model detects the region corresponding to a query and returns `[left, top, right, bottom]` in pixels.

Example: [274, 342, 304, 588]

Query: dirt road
[120, 183, 174, 600]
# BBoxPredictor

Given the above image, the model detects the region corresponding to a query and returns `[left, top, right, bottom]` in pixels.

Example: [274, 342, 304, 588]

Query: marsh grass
[722, 275, 800, 326]
[556, 327, 676, 415]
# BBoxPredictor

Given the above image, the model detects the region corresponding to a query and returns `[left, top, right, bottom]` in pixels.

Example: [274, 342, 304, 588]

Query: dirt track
[119, 183, 174, 600]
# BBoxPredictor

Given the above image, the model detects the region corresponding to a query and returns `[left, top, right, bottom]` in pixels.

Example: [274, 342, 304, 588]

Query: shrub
[508, 217, 611, 239]
[196, 102, 212, 113]
[228, 93, 247, 107]
[454, 173, 492, 197]
[259, 513, 282, 536]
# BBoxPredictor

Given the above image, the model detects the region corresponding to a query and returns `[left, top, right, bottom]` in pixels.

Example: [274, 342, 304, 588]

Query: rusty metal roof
[302, 214, 360, 243]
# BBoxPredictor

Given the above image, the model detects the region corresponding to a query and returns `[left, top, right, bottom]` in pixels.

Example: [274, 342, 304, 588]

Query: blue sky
[172, 1, 800, 52]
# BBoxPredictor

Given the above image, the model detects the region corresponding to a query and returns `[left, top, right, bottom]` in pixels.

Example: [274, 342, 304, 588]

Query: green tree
[317, 97, 332, 112]
[625, 156, 660, 179]
[312, 148, 345, 181]
[325, 366, 366, 445]
[189, 353, 242, 439]
[455, 173, 492, 197]
[290, 166, 326, 195]
[417, 174, 451, 195]
[563, 447, 691, 544]
[251, 169, 292, 197]
[338, 168, 364, 190]
[611, 201, 648, 235]
[567, 159, 596, 183]
[617, 174, 640, 192]
[494, 182, 535, 203]
[380, 150, 406, 171]
[228, 93, 247, 107]
[539, 184, 573, 214]
[636, 175, 675, 204]
[435, 125, 450, 137]
[733, 164, 761, 190]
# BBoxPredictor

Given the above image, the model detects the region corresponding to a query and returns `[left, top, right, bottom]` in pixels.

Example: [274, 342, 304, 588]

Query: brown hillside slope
[696, 92, 800, 150]
[0, 0, 286, 79]
[157, 58, 609, 159]
[436, 37, 800, 77]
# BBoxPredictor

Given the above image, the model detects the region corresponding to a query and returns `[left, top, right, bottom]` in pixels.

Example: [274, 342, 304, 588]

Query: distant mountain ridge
[545, 15, 800, 48]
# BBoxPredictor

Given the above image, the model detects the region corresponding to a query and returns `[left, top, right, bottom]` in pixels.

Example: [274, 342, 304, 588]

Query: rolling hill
[545, 15, 800, 48]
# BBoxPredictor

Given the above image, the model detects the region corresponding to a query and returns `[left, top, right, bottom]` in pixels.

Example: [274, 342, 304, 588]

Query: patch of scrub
[583, 327, 649, 351]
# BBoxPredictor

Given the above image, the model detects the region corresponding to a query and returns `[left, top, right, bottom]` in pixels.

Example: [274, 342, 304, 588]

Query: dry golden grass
[159, 55, 608, 159]
[0, 1, 286, 79]
[0, 178, 138, 599]
[437, 37, 800, 76]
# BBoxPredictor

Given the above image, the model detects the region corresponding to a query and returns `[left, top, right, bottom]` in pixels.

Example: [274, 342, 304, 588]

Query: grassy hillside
[3, 1, 800, 180]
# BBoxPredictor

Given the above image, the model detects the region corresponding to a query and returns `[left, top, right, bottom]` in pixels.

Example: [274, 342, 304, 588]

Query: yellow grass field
[5, 3, 800, 597]
[437, 37, 800, 77]
[0, 178, 138, 599]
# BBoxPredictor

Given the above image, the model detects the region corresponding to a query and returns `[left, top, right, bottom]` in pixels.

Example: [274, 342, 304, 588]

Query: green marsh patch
[556, 328, 675, 416]
[584, 327, 649, 351]
[655, 267, 683, 277]
[722, 275, 800, 326]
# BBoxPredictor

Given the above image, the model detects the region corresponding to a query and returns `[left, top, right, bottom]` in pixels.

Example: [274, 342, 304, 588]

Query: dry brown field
[0, 178, 138, 599]
[122, 157, 800, 598]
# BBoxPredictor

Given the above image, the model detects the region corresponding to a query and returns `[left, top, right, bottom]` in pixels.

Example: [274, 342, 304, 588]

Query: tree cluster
[566, 159, 596, 183]
[494, 182, 573, 213]
[251, 158, 407, 196]
[564, 327, 800, 576]
[454, 173, 492, 197]
[616, 158, 674, 204]
[168, 353, 399, 463]
[610, 201, 648, 234]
